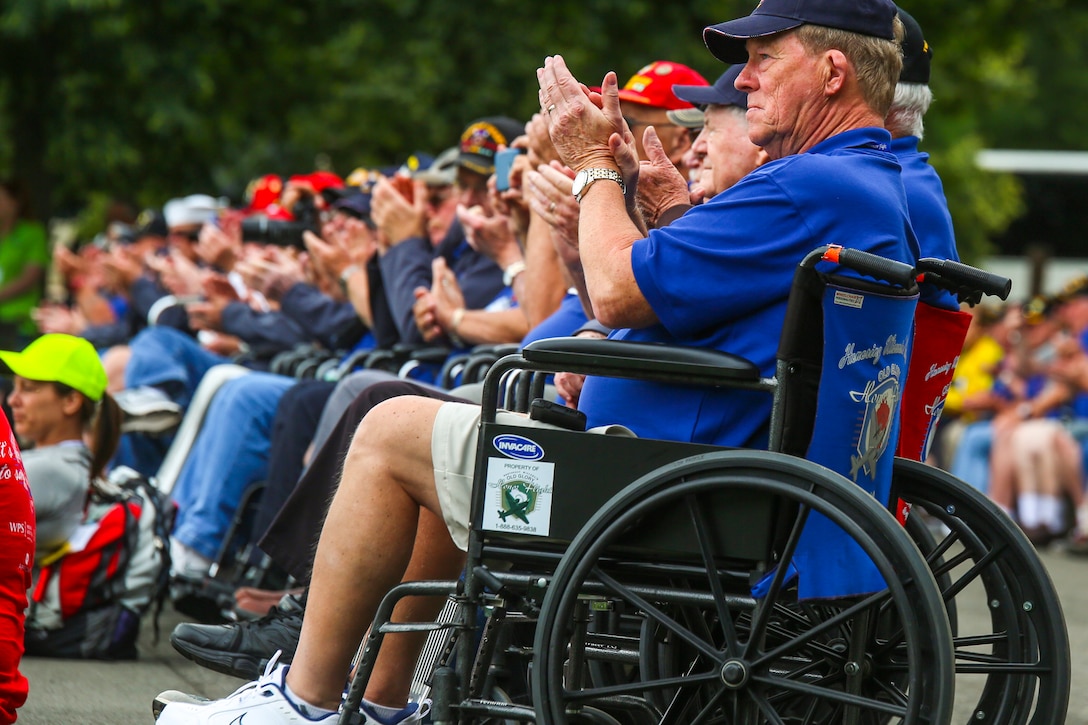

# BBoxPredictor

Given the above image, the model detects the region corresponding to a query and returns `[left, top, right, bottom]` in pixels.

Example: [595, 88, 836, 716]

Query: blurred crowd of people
[937, 279, 1088, 551]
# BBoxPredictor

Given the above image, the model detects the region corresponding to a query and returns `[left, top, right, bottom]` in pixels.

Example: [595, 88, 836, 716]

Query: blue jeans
[170, 372, 296, 560]
[949, 420, 994, 493]
[114, 327, 231, 476]
[124, 326, 228, 408]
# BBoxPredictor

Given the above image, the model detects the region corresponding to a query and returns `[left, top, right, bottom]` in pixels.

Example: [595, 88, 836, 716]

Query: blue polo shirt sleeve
[631, 172, 805, 341]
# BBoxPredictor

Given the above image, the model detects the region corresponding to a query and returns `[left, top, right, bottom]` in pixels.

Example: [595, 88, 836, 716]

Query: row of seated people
[14, 55, 712, 632]
[3, 8, 972, 724]
[148, 2, 979, 722]
[935, 281, 1088, 550]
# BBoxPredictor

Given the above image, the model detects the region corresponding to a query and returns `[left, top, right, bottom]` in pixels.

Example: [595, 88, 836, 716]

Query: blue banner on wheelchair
[792, 283, 917, 599]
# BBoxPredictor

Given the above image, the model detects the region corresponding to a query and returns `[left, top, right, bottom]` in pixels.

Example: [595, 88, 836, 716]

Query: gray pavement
[15, 547, 1088, 724]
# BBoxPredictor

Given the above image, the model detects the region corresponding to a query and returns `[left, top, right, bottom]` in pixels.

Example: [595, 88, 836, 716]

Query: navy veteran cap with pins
[458, 117, 525, 176]
[704, 0, 899, 64]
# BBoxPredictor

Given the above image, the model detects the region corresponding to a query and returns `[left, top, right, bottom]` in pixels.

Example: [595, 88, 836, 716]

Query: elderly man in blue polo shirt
[154, 1, 919, 723]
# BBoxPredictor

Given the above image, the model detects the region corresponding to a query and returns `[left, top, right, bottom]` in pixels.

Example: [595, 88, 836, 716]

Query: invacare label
[493, 434, 544, 461]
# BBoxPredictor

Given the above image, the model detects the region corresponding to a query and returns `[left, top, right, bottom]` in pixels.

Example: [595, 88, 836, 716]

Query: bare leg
[101, 344, 131, 393]
[364, 506, 465, 706]
[1011, 421, 1050, 497]
[284, 396, 465, 710]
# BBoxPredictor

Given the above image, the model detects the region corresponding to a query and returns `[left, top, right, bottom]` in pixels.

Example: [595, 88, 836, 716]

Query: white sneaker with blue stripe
[155, 652, 336, 724]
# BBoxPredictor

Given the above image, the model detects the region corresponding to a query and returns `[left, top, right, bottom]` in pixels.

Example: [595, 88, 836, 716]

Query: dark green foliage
[1, 0, 1084, 260]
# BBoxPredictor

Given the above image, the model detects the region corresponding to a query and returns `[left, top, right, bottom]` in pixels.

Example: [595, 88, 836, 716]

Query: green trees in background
[2, 0, 1085, 260]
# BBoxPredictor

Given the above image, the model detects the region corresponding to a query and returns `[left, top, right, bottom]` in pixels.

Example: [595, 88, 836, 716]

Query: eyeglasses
[624, 117, 677, 130]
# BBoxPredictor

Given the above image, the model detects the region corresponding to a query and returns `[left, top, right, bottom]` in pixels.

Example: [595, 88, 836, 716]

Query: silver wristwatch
[571, 168, 626, 204]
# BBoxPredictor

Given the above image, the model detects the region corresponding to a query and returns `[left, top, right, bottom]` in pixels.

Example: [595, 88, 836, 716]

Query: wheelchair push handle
[915, 258, 1012, 301]
[804, 245, 916, 288]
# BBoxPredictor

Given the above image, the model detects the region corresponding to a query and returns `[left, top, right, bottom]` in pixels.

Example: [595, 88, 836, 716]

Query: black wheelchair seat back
[475, 425, 777, 565]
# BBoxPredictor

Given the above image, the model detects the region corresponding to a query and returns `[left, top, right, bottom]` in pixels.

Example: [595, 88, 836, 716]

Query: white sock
[363, 699, 409, 722]
[1040, 495, 1065, 533]
[285, 682, 336, 718]
[169, 539, 212, 578]
[1018, 492, 1043, 528]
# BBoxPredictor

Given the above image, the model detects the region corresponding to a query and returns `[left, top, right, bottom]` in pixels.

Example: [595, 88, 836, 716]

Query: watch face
[571, 170, 589, 197]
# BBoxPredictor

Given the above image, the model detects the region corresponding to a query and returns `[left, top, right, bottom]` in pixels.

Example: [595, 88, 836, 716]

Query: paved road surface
[16, 546, 1087, 724]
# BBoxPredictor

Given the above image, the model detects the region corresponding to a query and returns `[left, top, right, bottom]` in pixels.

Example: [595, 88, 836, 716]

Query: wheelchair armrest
[406, 345, 455, 365]
[521, 337, 761, 384]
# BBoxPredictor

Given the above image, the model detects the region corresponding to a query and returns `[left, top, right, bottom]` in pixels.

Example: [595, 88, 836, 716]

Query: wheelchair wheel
[891, 458, 1070, 725]
[532, 451, 954, 725]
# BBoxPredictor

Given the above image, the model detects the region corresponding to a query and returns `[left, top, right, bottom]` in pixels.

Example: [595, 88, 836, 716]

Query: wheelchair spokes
[891, 459, 1070, 725]
[532, 452, 954, 725]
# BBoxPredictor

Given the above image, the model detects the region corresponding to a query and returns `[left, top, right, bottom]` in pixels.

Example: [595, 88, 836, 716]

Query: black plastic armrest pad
[408, 346, 455, 364]
[522, 337, 761, 382]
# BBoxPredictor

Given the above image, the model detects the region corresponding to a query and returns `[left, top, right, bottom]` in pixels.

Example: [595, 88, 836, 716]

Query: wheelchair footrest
[378, 621, 456, 634]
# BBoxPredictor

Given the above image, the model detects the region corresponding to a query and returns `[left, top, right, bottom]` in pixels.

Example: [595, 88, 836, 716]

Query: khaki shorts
[431, 402, 633, 550]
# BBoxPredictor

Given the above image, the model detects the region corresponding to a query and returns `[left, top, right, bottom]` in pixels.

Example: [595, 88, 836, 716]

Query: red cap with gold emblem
[617, 61, 709, 111]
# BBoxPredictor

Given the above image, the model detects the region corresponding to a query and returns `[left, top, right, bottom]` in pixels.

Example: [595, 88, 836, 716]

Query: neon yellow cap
[0, 334, 108, 401]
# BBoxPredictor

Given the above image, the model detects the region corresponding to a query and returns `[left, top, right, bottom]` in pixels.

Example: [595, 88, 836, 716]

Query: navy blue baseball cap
[704, 0, 899, 64]
[896, 6, 931, 84]
[672, 65, 747, 109]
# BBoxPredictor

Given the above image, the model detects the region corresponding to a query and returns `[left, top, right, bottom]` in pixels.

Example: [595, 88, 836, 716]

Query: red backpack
[25, 468, 173, 660]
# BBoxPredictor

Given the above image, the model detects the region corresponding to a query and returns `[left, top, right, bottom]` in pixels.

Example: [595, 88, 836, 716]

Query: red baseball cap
[289, 171, 345, 195]
[245, 174, 284, 214]
[618, 61, 709, 111]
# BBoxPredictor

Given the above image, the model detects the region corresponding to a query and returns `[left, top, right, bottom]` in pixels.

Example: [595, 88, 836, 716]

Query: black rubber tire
[891, 458, 1071, 725]
[532, 450, 954, 725]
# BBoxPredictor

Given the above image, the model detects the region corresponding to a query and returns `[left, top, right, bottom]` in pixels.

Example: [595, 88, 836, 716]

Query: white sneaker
[155, 653, 336, 724]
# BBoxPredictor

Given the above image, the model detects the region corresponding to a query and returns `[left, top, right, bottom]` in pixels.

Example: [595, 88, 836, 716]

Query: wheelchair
[338, 246, 1069, 724]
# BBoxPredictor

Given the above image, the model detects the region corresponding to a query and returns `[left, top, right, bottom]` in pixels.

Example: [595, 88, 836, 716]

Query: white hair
[886, 82, 933, 140]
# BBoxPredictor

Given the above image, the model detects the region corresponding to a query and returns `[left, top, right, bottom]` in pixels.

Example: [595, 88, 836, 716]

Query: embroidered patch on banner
[833, 290, 864, 309]
[482, 458, 555, 537]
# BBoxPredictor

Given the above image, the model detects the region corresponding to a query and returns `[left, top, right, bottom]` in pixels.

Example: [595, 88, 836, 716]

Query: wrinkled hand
[329, 217, 379, 266]
[537, 56, 627, 172]
[32, 304, 85, 335]
[457, 205, 522, 270]
[149, 249, 204, 297]
[412, 288, 442, 342]
[372, 176, 427, 248]
[199, 330, 243, 356]
[430, 258, 465, 330]
[196, 222, 241, 271]
[554, 372, 586, 409]
[525, 112, 560, 168]
[492, 142, 532, 237]
[101, 247, 144, 291]
[525, 163, 580, 268]
[185, 299, 224, 331]
[202, 274, 241, 306]
[635, 126, 693, 227]
[303, 229, 350, 286]
[52, 245, 87, 281]
[235, 247, 305, 299]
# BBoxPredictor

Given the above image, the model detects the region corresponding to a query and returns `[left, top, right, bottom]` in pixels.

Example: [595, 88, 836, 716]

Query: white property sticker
[481, 458, 555, 537]
[833, 290, 864, 309]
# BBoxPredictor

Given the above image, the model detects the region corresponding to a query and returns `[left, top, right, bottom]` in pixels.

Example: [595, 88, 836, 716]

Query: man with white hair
[887, 5, 961, 309]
